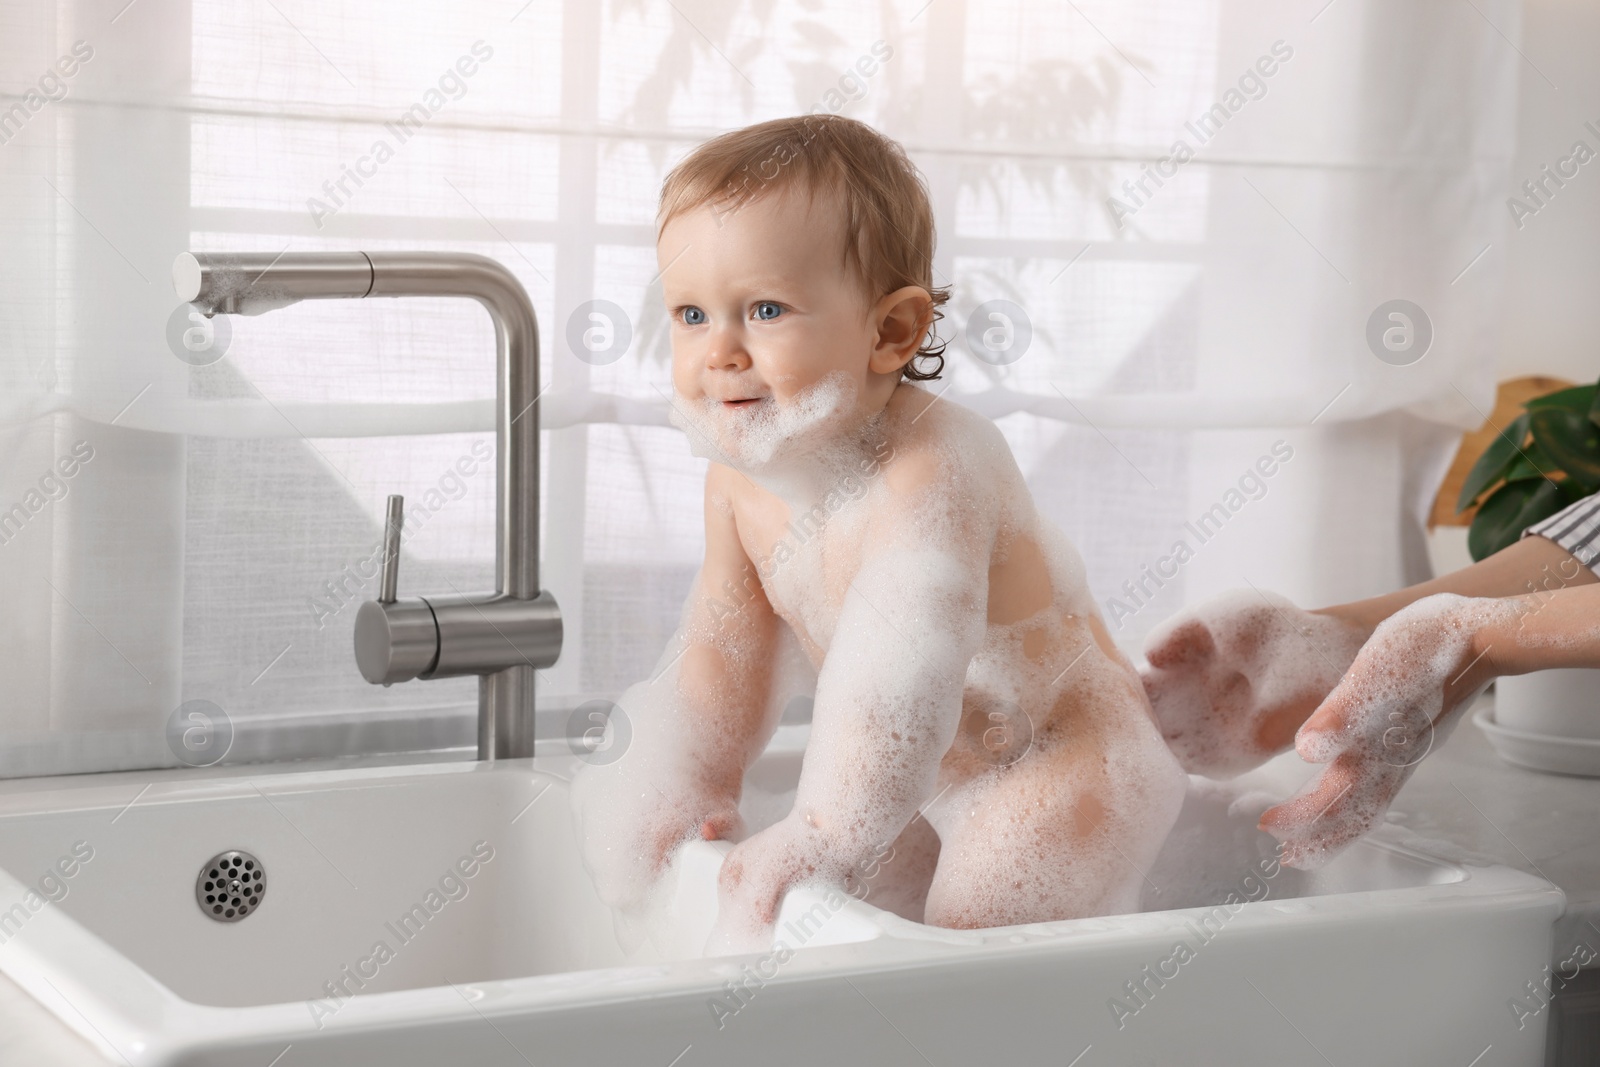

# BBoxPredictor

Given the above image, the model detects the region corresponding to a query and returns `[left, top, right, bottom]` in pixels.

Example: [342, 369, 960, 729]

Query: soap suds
[569, 613, 816, 954]
[1141, 589, 1369, 778]
[1260, 593, 1515, 869]
[668, 370, 858, 478]
[581, 380, 1188, 956]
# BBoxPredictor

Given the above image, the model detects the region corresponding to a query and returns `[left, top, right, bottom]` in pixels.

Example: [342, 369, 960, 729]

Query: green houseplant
[1458, 373, 1600, 561]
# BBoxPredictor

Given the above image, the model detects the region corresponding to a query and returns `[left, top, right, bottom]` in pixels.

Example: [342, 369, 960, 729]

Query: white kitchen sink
[0, 727, 1561, 1065]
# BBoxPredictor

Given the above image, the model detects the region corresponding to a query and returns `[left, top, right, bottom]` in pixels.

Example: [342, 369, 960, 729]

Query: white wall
[1499, 0, 1600, 384]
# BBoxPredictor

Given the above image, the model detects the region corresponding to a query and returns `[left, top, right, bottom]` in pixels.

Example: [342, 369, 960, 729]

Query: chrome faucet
[172, 251, 562, 760]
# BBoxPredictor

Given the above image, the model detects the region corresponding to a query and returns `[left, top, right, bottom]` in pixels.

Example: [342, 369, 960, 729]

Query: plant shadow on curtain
[0, 0, 1519, 776]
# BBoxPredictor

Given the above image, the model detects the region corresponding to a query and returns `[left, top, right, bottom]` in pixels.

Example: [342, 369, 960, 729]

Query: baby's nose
[703, 328, 752, 370]
[706, 342, 751, 371]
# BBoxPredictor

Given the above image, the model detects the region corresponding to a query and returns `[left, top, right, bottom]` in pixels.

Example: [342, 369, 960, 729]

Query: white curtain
[0, 0, 1521, 777]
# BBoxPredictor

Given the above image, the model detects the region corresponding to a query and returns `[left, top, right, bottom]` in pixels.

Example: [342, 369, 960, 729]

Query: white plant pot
[1494, 668, 1600, 740]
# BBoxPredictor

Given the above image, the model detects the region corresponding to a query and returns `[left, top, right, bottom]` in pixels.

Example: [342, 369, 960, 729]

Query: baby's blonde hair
[656, 114, 950, 381]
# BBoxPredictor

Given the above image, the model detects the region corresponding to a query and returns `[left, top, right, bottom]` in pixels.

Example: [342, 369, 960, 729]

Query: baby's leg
[921, 720, 1184, 929]
[847, 815, 941, 922]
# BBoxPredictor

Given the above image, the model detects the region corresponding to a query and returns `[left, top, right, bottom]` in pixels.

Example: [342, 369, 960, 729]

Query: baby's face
[658, 186, 880, 457]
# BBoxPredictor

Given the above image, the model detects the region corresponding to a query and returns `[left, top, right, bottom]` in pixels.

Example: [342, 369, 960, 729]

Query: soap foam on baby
[578, 372, 1188, 953]
[571, 113, 1188, 955]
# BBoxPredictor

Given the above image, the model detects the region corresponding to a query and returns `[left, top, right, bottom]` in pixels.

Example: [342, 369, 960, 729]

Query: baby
[571, 114, 1186, 952]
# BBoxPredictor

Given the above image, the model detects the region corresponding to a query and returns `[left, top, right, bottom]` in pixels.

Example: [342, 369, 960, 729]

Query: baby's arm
[571, 465, 783, 910]
[659, 465, 785, 813]
[710, 453, 991, 949]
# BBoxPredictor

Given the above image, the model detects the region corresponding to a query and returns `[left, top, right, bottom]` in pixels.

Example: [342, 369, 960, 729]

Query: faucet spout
[173, 251, 562, 760]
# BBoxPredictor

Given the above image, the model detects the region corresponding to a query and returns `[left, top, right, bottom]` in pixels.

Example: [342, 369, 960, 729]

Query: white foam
[668, 370, 859, 481]
[569, 615, 816, 955]
[1261, 593, 1516, 869]
[1141, 589, 1370, 779]
[580, 382, 1189, 953]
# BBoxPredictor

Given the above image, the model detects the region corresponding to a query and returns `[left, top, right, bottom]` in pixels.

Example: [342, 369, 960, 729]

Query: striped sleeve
[1521, 491, 1600, 576]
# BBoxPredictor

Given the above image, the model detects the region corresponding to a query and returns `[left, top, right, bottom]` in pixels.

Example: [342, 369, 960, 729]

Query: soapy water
[574, 377, 1189, 956]
[1138, 778, 1309, 910]
[1140, 589, 1370, 779]
[1260, 593, 1513, 869]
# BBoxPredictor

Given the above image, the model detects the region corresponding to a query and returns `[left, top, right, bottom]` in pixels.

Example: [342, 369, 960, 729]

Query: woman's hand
[1139, 589, 1371, 778]
[1259, 593, 1507, 869]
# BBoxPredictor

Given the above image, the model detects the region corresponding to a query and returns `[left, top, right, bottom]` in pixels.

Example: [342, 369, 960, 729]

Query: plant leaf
[1589, 373, 1600, 429]
[1502, 444, 1555, 482]
[1468, 478, 1564, 561]
[1526, 382, 1597, 414]
[1456, 412, 1530, 513]
[1529, 407, 1600, 493]
[1560, 478, 1593, 506]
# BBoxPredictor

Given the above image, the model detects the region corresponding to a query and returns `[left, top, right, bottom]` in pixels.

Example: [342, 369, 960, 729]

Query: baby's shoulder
[878, 385, 1019, 498]
[849, 391, 1024, 551]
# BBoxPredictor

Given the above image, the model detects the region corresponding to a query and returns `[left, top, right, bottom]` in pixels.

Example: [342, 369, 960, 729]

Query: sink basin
[0, 727, 1561, 1065]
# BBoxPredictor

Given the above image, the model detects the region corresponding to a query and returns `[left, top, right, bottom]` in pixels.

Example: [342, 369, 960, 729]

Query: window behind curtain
[0, 0, 1518, 776]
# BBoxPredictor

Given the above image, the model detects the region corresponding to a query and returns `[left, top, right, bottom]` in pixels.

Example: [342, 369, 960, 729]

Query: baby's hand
[1139, 589, 1370, 778]
[707, 816, 829, 955]
[572, 761, 745, 914]
[1259, 593, 1498, 869]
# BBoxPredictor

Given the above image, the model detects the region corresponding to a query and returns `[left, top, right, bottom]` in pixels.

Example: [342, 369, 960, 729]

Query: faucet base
[481, 664, 539, 759]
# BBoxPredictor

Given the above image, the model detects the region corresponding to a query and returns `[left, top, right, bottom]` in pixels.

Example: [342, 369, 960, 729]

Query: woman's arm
[1476, 582, 1600, 676]
[1142, 532, 1596, 779]
[1319, 533, 1595, 632]
[1261, 582, 1600, 868]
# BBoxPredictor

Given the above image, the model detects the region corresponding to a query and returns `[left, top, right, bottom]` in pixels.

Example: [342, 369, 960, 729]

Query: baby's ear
[868, 285, 933, 375]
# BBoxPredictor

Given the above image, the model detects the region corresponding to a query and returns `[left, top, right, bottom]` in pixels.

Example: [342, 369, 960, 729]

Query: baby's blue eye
[754, 301, 783, 321]
[680, 306, 706, 326]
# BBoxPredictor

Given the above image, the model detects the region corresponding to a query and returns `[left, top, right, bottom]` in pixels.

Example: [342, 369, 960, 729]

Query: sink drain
[197, 850, 265, 922]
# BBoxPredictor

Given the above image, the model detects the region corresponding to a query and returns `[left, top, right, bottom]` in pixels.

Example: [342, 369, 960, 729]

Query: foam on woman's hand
[1140, 589, 1369, 778]
[1259, 593, 1515, 869]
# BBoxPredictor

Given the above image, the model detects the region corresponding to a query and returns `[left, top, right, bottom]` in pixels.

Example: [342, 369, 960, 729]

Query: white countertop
[1380, 695, 1600, 958]
[1, 691, 1596, 1065]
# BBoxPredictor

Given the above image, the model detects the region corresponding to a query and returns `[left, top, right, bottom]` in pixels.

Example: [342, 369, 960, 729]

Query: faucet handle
[354, 493, 438, 687]
[379, 494, 403, 603]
